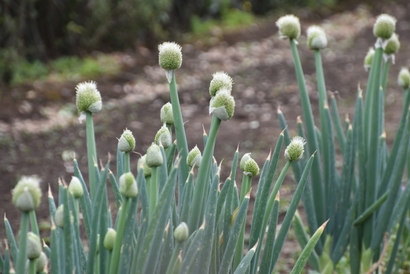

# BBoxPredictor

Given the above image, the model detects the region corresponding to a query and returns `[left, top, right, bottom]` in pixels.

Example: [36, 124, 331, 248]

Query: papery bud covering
[119, 172, 138, 198]
[364, 48, 375, 71]
[276, 15, 301, 40]
[27, 232, 42, 260]
[75, 81, 102, 114]
[284, 136, 306, 162]
[373, 14, 396, 39]
[384, 33, 400, 55]
[239, 153, 252, 171]
[174, 222, 189, 243]
[158, 42, 182, 70]
[244, 158, 260, 177]
[209, 89, 235, 121]
[307, 25, 327, 50]
[104, 228, 117, 251]
[146, 143, 164, 167]
[68, 176, 83, 199]
[398, 67, 410, 89]
[12, 176, 42, 212]
[209, 72, 233, 97]
[160, 102, 174, 125]
[138, 155, 152, 177]
[35, 252, 47, 272]
[118, 129, 136, 153]
[55, 205, 64, 228]
[154, 125, 172, 149]
[187, 146, 202, 168]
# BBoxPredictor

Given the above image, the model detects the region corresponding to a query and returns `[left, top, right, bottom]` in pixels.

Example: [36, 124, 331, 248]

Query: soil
[1, 0, 410, 270]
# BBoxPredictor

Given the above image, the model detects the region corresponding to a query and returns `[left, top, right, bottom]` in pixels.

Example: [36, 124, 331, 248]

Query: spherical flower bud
[160, 102, 174, 125]
[118, 129, 136, 153]
[174, 222, 189, 243]
[239, 153, 252, 171]
[55, 205, 64, 228]
[158, 42, 182, 70]
[138, 155, 152, 177]
[12, 176, 42, 212]
[209, 89, 235, 121]
[187, 146, 202, 168]
[209, 72, 233, 97]
[276, 15, 301, 40]
[284, 136, 306, 162]
[35, 252, 47, 272]
[146, 143, 164, 167]
[384, 33, 400, 55]
[307, 25, 327, 50]
[104, 228, 117, 251]
[373, 14, 396, 39]
[398, 67, 410, 89]
[243, 158, 260, 177]
[27, 232, 42, 260]
[364, 48, 375, 71]
[154, 125, 172, 149]
[68, 176, 83, 199]
[75, 81, 102, 114]
[119, 172, 138, 198]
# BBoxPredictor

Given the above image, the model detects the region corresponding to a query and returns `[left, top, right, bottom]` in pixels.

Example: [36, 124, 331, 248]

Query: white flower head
[284, 136, 306, 162]
[307, 25, 327, 50]
[158, 42, 183, 70]
[398, 67, 410, 89]
[209, 71, 233, 97]
[75, 81, 102, 114]
[373, 14, 396, 40]
[276, 15, 301, 40]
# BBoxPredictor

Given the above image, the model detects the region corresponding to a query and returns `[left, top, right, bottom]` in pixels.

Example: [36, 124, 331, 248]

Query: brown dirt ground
[1, 0, 410, 271]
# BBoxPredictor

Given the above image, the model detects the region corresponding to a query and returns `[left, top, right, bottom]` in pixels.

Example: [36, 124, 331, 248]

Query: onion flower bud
[398, 67, 410, 89]
[174, 222, 189, 243]
[239, 153, 252, 171]
[243, 158, 260, 177]
[209, 72, 233, 97]
[364, 48, 375, 71]
[187, 146, 202, 168]
[27, 232, 42, 260]
[384, 33, 400, 55]
[154, 125, 172, 149]
[307, 25, 327, 50]
[12, 176, 42, 212]
[55, 205, 64, 228]
[119, 172, 138, 198]
[276, 15, 301, 40]
[75, 81, 102, 114]
[209, 89, 235, 121]
[158, 42, 182, 71]
[118, 129, 136, 153]
[160, 102, 174, 125]
[373, 14, 396, 40]
[68, 176, 83, 199]
[146, 143, 164, 167]
[284, 136, 306, 162]
[35, 252, 47, 272]
[104, 228, 117, 251]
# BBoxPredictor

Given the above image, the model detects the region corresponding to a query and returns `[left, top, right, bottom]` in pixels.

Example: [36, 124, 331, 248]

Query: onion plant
[276, 13, 410, 273]
[1, 41, 327, 273]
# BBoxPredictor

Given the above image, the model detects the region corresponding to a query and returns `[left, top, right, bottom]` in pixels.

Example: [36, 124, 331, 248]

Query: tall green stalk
[86, 112, 98, 199]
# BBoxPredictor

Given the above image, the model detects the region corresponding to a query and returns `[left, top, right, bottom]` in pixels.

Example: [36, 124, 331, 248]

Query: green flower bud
[398, 67, 410, 89]
[373, 14, 396, 39]
[68, 176, 83, 199]
[187, 146, 202, 168]
[239, 153, 252, 171]
[155, 125, 172, 149]
[138, 155, 152, 177]
[35, 252, 47, 272]
[307, 25, 327, 50]
[146, 143, 164, 167]
[104, 228, 116, 251]
[12, 176, 42, 212]
[75, 81, 102, 114]
[158, 42, 182, 70]
[119, 172, 138, 198]
[55, 205, 64, 228]
[160, 102, 174, 125]
[27, 232, 42, 260]
[276, 15, 301, 40]
[118, 129, 136, 153]
[244, 158, 260, 177]
[284, 136, 306, 162]
[384, 33, 400, 55]
[364, 48, 375, 71]
[174, 222, 189, 243]
[209, 72, 233, 97]
[209, 89, 235, 121]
